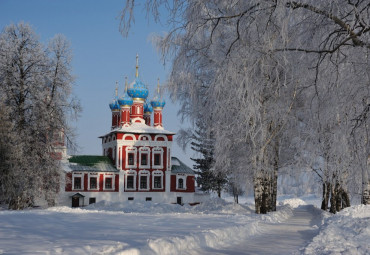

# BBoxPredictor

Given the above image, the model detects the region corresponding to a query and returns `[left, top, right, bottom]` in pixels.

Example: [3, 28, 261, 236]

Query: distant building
[59, 56, 196, 207]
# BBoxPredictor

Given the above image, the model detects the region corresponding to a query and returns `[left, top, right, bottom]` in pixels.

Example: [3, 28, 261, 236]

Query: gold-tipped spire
[115, 81, 118, 97]
[124, 76, 128, 92]
[157, 78, 160, 94]
[135, 54, 139, 78]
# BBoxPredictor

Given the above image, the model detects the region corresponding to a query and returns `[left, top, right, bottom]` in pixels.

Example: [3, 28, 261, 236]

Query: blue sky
[0, 0, 193, 166]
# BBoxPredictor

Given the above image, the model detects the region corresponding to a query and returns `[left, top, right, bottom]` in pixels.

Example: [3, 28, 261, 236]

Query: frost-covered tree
[121, 0, 370, 211]
[0, 23, 80, 209]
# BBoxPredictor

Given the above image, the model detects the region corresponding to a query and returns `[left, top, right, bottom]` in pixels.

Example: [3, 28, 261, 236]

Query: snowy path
[197, 206, 322, 255]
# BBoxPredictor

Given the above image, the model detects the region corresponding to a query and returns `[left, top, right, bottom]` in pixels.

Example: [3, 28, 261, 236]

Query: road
[198, 205, 322, 255]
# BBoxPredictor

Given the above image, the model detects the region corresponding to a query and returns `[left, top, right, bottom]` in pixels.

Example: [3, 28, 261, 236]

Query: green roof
[69, 155, 113, 167]
[171, 157, 194, 174]
[68, 155, 118, 172]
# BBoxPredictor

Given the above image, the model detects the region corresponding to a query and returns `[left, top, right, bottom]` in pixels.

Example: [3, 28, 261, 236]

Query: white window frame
[88, 173, 99, 190]
[72, 173, 84, 190]
[139, 147, 150, 169]
[138, 170, 150, 191]
[125, 170, 137, 190]
[152, 147, 164, 169]
[152, 170, 163, 189]
[154, 135, 168, 141]
[168, 148, 171, 169]
[103, 174, 115, 190]
[118, 147, 121, 169]
[125, 147, 137, 168]
[138, 134, 152, 141]
[123, 134, 136, 141]
[176, 174, 187, 190]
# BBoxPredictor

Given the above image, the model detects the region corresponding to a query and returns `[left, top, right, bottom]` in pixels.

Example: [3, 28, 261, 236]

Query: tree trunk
[329, 182, 337, 214]
[8, 195, 32, 210]
[335, 183, 342, 212]
[321, 182, 330, 210]
[329, 183, 351, 213]
[363, 155, 370, 205]
[341, 188, 350, 208]
[271, 140, 279, 212]
[254, 175, 263, 214]
[265, 176, 272, 212]
[255, 170, 276, 214]
[260, 177, 268, 214]
[234, 193, 239, 204]
[217, 186, 221, 198]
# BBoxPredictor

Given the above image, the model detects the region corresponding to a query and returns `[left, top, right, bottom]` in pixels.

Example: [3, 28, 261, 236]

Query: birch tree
[121, 0, 370, 211]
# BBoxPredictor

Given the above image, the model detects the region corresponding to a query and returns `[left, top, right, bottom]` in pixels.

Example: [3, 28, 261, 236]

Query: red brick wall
[99, 174, 104, 191]
[170, 175, 195, 193]
[170, 175, 176, 192]
[186, 176, 195, 192]
[115, 174, 119, 192]
[84, 174, 88, 191]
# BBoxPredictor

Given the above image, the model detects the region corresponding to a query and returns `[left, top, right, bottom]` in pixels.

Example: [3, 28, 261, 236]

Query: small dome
[109, 99, 120, 111]
[151, 78, 165, 108]
[144, 102, 153, 113]
[127, 78, 149, 100]
[150, 98, 166, 108]
[118, 93, 133, 106]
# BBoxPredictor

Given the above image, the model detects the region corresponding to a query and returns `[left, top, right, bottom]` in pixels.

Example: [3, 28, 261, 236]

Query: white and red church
[59, 57, 197, 207]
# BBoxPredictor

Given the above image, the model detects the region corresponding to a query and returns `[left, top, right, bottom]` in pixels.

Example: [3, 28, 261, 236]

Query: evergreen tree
[191, 122, 227, 197]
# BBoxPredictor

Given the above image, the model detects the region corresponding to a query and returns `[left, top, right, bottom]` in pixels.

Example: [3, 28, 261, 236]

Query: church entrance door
[72, 197, 79, 207]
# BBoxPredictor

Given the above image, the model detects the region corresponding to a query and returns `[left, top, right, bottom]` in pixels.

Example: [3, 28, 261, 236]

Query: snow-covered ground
[303, 204, 370, 255]
[0, 196, 368, 254]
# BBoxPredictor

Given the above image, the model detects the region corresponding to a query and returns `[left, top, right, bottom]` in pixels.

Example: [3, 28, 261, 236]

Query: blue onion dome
[118, 78, 133, 106]
[150, 97, 166, 108]
[144, 102, 153, 113]
[127, 78, 149, 100]
[118, 93, 133, 106]
[150, 79, 166, 108]
[109, 82, 121, 111]
[127, 55, 149, 100]
[109, 99, 120, 111]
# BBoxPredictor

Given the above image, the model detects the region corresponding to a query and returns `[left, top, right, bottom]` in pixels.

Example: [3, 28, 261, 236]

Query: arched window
[125, 147, 137, 168]
[152, 147, 164, 169]
[125, 170, 137, 190]
[138, 170, 150, 191]
[152, 170, 163, 189]
[176, 175, 186, 190]
[178, 178, 184, 189]
[139, 147, 150, 168]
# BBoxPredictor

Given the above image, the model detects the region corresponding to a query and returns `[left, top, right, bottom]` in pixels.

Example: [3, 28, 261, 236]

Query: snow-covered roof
[68, 163, 118, 172]
[65, 155, 119, 172]
[99, 122, 175, 137]
[171, 157, 194, 174]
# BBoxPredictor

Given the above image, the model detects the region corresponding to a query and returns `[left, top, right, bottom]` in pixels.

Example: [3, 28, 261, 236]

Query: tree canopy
[121, 0, 370, 212]
[0, 23, 80, 209]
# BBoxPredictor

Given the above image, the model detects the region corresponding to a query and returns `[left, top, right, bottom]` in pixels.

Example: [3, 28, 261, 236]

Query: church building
[59, 56, 196, 207]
